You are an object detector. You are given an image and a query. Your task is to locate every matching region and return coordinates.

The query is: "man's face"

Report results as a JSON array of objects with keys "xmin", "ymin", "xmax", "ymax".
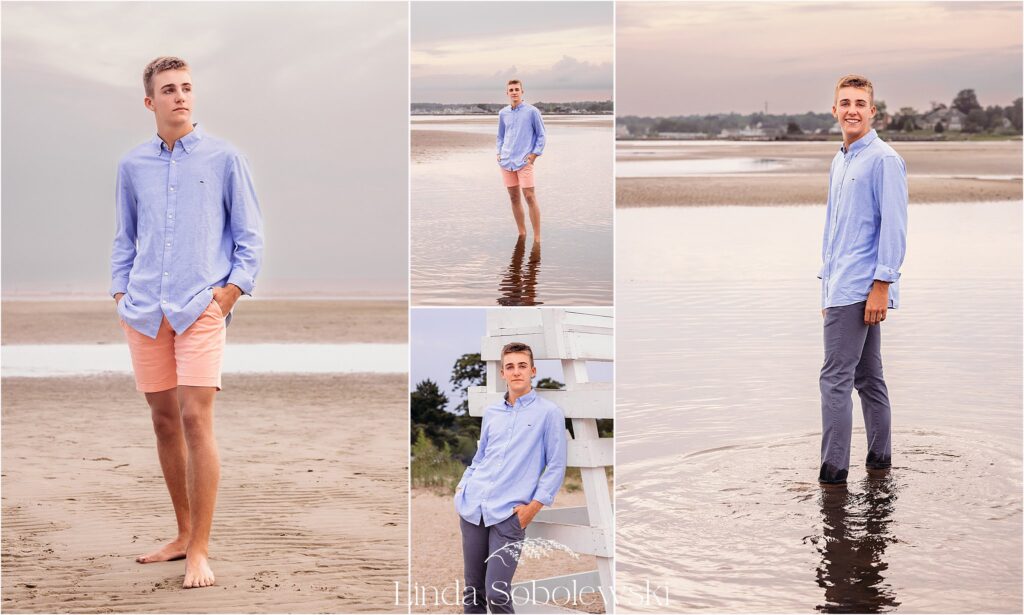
[
  {"xmin": 507, "ymin": 83, "xmax": 523, "ymax": 105},
  {"xmin": 145, "ymin": 69, "xmax": 193, "ymax": 126},
  {"xmin": 501, "ymin": 351, "xmax": 535, "ymax": 396},
  {"xmin": 832, "ymin": 86, "xmax": 875, "ymax": 143}
]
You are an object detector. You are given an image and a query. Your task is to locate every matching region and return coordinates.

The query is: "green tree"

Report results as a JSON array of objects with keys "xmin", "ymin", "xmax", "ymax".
[
  {"xmin": 894, "ymin": 107, "xmax": 920, "ymax": 132},
  {"xmin": 964, "ymin": 108, "xmax": 988, "ymax": 133},
  {"xmin": 410, "ymin": 379, "xmax": 453, "ymax": 446},
  {"xmin": 786, "ymin": 121, "xmax": 803, "ymax": 135},
  {"xmin": 952, "ymin": 89, "xmax": 982, "ymax": 115},
  {"xmin": 1008, "ymin": 98, "xmax": 1023, "ymax": 132},
  {"xmin": 450, "ymin": 353, "xmax": 485, "ymax": 415}
]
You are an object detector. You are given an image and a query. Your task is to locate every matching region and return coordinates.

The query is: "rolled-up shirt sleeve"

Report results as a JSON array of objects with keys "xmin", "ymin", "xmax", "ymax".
[
  {"xmin": 109, "ymin": 161, "xmax": 137, "ymax": 297},
  {"xmin": 224, "ymin": 154, "xmax": 264, "ymax": 295},
  {"xmin": 531, "ymin": 406, "xmax": 567, "ymax": 506},
  {"xmin": 872, "ymin": 155, "xmax": 908, "ymax": 283}
]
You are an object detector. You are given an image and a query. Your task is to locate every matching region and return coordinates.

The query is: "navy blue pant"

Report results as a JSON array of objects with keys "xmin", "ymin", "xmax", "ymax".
[
  {"xmin": 460, "ymin": 512, "xmax": 525, "ymax": 613},
  {"xmin": 819, "ymin": 302, "xmax": 893, "ymax": 483}
]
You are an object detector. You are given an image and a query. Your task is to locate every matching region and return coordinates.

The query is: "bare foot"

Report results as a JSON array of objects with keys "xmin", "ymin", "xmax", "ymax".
[
  {"xmin": 182, "ymin": 551, "xmax": 215, "ymax": 588},
  {"xmin": 136, "ymin": 538, "xmax": 188, "ymax": 564}
]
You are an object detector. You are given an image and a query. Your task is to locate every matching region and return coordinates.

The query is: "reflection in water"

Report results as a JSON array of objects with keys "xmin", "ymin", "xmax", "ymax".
[
  {"xmin": 815, "ymin": 475, "xmax": 900, "ymax": 613},
  {"xmin": 497, "ymin": 237, "xmax": 542, "ymax": 306}
]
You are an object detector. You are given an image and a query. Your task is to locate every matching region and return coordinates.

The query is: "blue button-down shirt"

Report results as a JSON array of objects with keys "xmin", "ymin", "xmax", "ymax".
[
  {"xmin": 497, "ymin": 102, "xmax": 546, "ymax": 171},
  {"xmin": 110, "ymin": 124, "xmax": 264, "ymax": 339},
  {"xmin": 455, "ymin": 388, "xmax": 567, "ymax": 527},
  {"xmin": 819, "ymin": 129, "xmax": 908, "ymax": 309}
]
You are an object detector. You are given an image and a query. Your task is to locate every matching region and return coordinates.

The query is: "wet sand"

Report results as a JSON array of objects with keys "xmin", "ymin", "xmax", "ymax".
[
  {"xmin": 617, "ymin": 140, "xmax": 1023, "ymax": 206},
  {"xmin": 1, "ymin": 300, "xmax": 407, "ymax": 345},
  {"xmin": 410, "ymin": 489, "xmax": 608, "ymax": 614},
  {"xmin": 411, "ymin": 118, "xmax": 614, "ymax": 164},
  {"xmin": 1, "ymin": 373, "xmax": 408, "ymax": 613}
]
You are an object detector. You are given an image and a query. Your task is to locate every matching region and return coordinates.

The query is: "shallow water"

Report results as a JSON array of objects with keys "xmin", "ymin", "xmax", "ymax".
[
  {"xmin": 615, "ymin": 201, "xmax": 1022, "ymax": 612},
  {"xmin": 1, "ymin": 343, "xmax": 408, "ymax": 376},
  {"xmin": 411, "ymin": 116, "xmax": 613, "ymax": 305}
]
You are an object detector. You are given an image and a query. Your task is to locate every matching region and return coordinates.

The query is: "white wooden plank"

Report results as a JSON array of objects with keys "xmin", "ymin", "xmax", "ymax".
[
  {"xmin": 534, "ymin": 506, "xmax": 589, "ymax": 526},
  {"xmin": 525, "ymin": 523, "xmax": 612, "ymax": 557},
  {"xmin": 566, "ymin": 438, "xmax": 613, "ymax": 468},
  {"xmin": 511, "ymin": 571, "xmax": 606, "ymax": 613}
]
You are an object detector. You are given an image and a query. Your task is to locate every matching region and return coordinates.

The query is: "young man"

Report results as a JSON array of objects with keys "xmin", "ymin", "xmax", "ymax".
[
  {"xmin": 110, "ymin": 56, "xmax": 264, "ymax": 588},
  {"xmin": 818, "ymin": 74, "xmax": 908, "ymax": 485},
  {"xmin": 496, "ymin": 80, "xmax": 547, "ymax": 241},
  {"xmin": 454, "ymin": 342, "xmax": 567, "ymax": 613}
]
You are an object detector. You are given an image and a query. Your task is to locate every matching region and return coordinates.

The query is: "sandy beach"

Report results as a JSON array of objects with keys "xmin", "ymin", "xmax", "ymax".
[
  {"xmin": 2, "ymin": 373, "xmax": 408, "ymax": 613},
  {"xmin": 2, "ymin": 300, "xmax": 409, "ymax": 612},
  {"xmin": 616, "ymin": 140, "xmax": 1023, "ymax": 206},
  {"xmin": 1, "ymin": 300, "xmax": 407, "ymax": 345},
  {"xmin": 410, "ymin": 488, "xmax": 609, "ymax": 614}
]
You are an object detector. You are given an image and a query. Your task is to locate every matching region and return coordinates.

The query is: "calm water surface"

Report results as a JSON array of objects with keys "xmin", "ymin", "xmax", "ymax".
[
  {"xmin": 411, "ymin": 116, "xmax": 613, "ymax": 305},
  {"xmin": 616, "ymin": 201, "xmax": 1022, "ymax": 612}
]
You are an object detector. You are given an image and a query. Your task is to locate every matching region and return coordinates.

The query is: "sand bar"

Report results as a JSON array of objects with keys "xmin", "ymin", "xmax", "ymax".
[
  {"xmin": 2, "ymin": 373, "xmax": 408, "ymax": 613},
  {"xmin": 617, "ymin": 140, "xmax": 1022, "ymax": 206}
]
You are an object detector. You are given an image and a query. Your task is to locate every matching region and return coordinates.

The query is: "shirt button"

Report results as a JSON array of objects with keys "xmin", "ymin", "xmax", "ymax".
[
  {"xmin": 161, "ymin": 300, "xmax": 167, "ymax": 304},
  {"xmin": 171, "ymin": 160, "xmax": 176, "ymax": 165},
  {"xmin": 169, "ymin": 187, "xmax": 174, "ymax": 191},
  {"xmin": 163, "ymin": 272, "xmax": 169, "ymax": 276},
  {"xmin": 166, "ymin": 242, "xmax": 171, "ymax": 247}
]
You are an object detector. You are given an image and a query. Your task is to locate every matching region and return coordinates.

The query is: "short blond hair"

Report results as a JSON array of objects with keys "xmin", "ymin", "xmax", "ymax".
[
  {"xmin": 144, "ymin": 56, "xmax": 189, "ymax": 97},
  {"xmin": 834, "ymin": 74, "xmax": 873, "ymax": 104}
]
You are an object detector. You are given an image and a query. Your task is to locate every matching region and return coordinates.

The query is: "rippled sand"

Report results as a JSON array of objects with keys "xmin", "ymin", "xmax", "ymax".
[{"xmin": 2, "ymin": 374, "xmax": 408, "ymax": 613}]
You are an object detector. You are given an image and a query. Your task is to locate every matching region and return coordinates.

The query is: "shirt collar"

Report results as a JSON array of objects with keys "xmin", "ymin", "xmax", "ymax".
[
  {"xmin": 503, "ymin": 388, "xmax": 538, "ymax": 409},
  {"xmin": 151, "ymin": 123, "xmax": 203, "ymax": 155},
  {"xmin": 841, "ymin": 128, "xmax": 877, "ymax": 155}
]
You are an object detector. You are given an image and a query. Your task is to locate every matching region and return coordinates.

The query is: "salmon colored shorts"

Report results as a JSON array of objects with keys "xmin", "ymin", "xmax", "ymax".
[
  {"xmin": 501, "ymin": 162, "xmax": 535, "ymax": 189},
  {"xmin": 120, "ymin": 300, "xmax": 227, "ymax": 392}
]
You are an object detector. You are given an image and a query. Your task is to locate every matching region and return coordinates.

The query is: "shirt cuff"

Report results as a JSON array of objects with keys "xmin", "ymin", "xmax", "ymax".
[
  {"xmin": 873, "ymin": 264, "xmax": 901, "ymax": 283},
  {"xmin": 227, "ymin": 270, "xmax": 256, "ymax": 296},
  {"xmin": 109, "ymin": 279, "xmax": 128, "ymax": 297},
  {"xmin": 532, "ymin": 490, "xmax": 555, "ymax": 507}
]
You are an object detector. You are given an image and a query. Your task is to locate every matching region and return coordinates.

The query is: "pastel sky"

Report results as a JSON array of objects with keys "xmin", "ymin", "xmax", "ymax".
[
  {"xmin": 2, "ymin": 2, "xmax": 408, "ymax": 297},
  {"xmin": 412, "ymin": 1, "xmax": 613, "ymax": 103},
  {"xmin": 617, "ymin": 1, "xmax": 1023, "ymax": 116}
]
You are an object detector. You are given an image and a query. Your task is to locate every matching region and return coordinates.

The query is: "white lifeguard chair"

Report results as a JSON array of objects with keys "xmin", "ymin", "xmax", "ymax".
[{"xmin": 468, "ymin": 308, "xmax": 613, "ymax": 613}]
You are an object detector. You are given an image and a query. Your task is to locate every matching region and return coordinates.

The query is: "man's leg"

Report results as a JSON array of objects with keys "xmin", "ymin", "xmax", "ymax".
[
  {"xmin": 137, "ymin": 387, "xmax": 192, "ymax": 563},
  {"xmin": 178, "ymin": 385, "xmax": 220, "ymax": 588},
  {"xmin": 485, "ymin": 513, "xmax": 526, "ymax": 614},
  {"xmin": 819, "ymin": 302, "xmax": 870, "ymax": 483},
  {"xmin": 524, "ymin": 187, "xmax": 540, "ymax": 242},
  {"xmin": 855, "ymin": 322, "xmax": 892, "ymax": 469},
  {"xmin": 507, "ymin": 186, "xmax": 527, "ymax": 236},
  {"xmin": 460, "ymin": 515, "xmax": 489, "ymax": 614}
]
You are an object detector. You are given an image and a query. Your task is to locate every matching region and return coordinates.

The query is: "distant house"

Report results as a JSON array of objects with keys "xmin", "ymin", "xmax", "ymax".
[
  {"xmin": 656, "ymin": 131, "xmax": 706, "ymax": 139},
  {"xmin": 921, "ymin": 107, "xmax": 965, "ymax": 131},
  {"xmin": 616, "ymin": 123, "xmax": 631, "ymax": 138},
  {"xmin": 828, "ymin": 122, "xmax": 842, "ymax": 135},
  {"xmin": 719, "ymin": 123, "xmax": 783, "ymax": 140}
]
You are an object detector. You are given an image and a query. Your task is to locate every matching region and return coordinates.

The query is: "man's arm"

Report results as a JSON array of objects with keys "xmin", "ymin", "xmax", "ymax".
[
  {"xmin": 110, "ymin": 161, "xmax": 137, "ymax": 302},
  {"xmin": 215, "ymin": 153, "xmax": 264, "ymax": 313},
  {"xmin": 517, "ymin": 406, "xmax": 567, "ymax": 527},
  {"xmin": 496, "ymin": 111, "xmax": 506, "ymax": 162},
  {"xmin": 456, "ymin": 413, "xmax": 490, "ymax": 493},
  {"xmin": 529, "ymin": 108, "xmax": 546, "ymax": 161},
  {"xmin": 866, "ymin": 155, "xmax": 908, "ymax": 325}
]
